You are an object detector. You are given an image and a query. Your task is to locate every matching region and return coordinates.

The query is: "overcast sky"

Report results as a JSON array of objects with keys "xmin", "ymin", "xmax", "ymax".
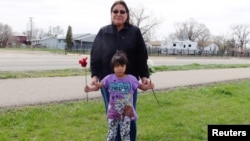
[{"xmin": 1, "ymin": 0, "xmax": 250, "ymax": 40}]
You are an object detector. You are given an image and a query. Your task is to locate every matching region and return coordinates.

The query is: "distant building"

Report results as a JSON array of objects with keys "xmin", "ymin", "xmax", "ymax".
[
  {"xmin": 31, "ymin": 33, "xmax": 96, "ymax": 50},
  {"xmin": 11, "ymin": 33, "xmax": 29, "ymax": 47},
  {"xmin": 146, "ymin": 41, "xmax": 162, "ymax": 54},
  {"xmin": 161, "ymin": 40, "xmax": 200, "ymax": 55},
  {"xmin": 12, "ymin": 33, "xmax": 27, "ymax": 44},
  {"xmin": 203, "ymin": 43, "xmax": 219, "ymax": 54},
  {"xmin": 32, "ymin": 36, "xmax": 60, "ymax": 48},
  {"xmin": 72, "ymin": 33, "xmax": 96, "ymax": 51}
]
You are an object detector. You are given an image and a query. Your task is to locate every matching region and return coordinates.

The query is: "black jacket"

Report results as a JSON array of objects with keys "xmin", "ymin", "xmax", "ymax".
[{"xmin": 90, "ymin": 24, "xmax": 149, "ymax": 80}]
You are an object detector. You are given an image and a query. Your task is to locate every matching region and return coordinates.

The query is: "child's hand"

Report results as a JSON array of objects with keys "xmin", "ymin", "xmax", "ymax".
[{"xmin": 84, "ymin": 85, "xmax": 91, "ymax": 92}]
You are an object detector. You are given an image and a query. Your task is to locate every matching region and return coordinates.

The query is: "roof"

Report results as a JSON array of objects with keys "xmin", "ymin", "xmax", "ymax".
[
  {"xmin": 32, "ymin": 36, "xmax": 57, "ymax": 42},
  {"xmin": 57, "ymin": 33, "xmax": 91, "ymax": 40},
  {"xmin": 31, "ymin": 33, "xmax": 96, "ymax": 42},
  {"xmin": 146, "ymin": 41, "xmax": 162, "ymax": 46},
  {"xmin": 72, "ymin": 33, "xmax": 90, "ymax": 40},
  {"xmin": 12, "ymin": 32, "xmax": 26, "ymax": 37},
  {"xmin": 78, "ymin": 34, "xmax": 96, "ymax": 42}
]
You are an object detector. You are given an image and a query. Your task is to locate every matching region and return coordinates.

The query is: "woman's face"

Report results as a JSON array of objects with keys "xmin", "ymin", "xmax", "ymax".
[{"xmin": 111, "ymin": 4, "xmax": 127, "ymax": 27}]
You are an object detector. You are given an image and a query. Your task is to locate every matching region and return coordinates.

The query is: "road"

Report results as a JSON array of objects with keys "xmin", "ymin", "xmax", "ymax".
[{"xmin": 1, "ymin": 50, "xmax": 250, "ymax": 71}]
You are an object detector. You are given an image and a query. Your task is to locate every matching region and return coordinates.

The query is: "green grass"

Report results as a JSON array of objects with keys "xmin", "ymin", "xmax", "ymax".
[
  {"xmin": 1, "ymin": 80, "xmax": 250, "ymax": 141},
  {"xmin": 153, "ymin": 63, "xmax": 250, "ymax": 71},
  {"xmin": 0, "ymin": 69, "xmax": 88, "ymax": 79}
]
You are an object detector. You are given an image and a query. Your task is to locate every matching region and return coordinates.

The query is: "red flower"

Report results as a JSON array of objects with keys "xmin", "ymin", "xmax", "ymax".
[
  {"xmin": 79, "ymin": 57, "xmax": 88, "ymax": 67},
  {"xmin": 79, "ymin": 57, "xmax": 89, "ymax": 101}
]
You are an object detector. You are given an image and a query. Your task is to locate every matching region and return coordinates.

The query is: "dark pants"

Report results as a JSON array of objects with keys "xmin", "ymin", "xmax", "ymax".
[{"xmin": 101, "ymin": 88, "xmax": 137, "ymax": 141}]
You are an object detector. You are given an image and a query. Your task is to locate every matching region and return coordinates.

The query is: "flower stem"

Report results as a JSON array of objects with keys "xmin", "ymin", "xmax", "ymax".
[
  {"xmin": 150, "ymin": 78, "xmax": 159, "ymax": 106},
  {"xmin": 85, "ymin": 68, "xmax": 88, "ymax": 102}
]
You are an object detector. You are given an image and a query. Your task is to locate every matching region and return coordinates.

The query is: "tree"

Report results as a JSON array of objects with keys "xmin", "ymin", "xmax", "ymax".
[
  {"xmin": 52, "ymin": 26, "xmax": 64, "ymax": 37},
  {"xmin": 31, "ymin": 26, "xmax": 64, "ymax": 39},
  {"xmin": 212, "ymin": 35, "xmax": 225, "ymax": 51},
  {"xmin": 46, "ymin": 26, "xmax": 64, "ymax": 37},
  {"xmin": 174, "ymin": 18, "xmax": 211, "ymax": 49},
  {"xmin": 212, "ymin": 33, "xmax": 236, "ymax": 52},
  {"xmin": 32, "ymin": 28, "xmax": 45, "ymax": 39},
  {"xmin": 65, "ymin": 25, "xmax": 73, "ymax": 49},
  {"xmin": 129, "ymin": 6, "xmax": 164, "ymax": 41},
  {"xmin": 231, "ymin": 24, "xmax": 250, "ymax": 49},
  {"xmin": 0, "ymin": 23, "xmax": 12, "ymax": 47},
  {"xmin": 196, "ymin": 23, "xmax": 211, "ymax": 48},
  {"xmin": 225, "ymin": 38, "xmax": 236, "ymax": 50}
]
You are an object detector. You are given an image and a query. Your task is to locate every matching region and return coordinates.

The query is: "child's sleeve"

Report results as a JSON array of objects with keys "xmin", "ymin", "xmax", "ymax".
[
  {"xmin": 130, "ymin": 75, "xmax": 140, "ymax": 90},
  {"xmin": 100, "ymin": 75, "xmax": 109, "ymax": 89}
]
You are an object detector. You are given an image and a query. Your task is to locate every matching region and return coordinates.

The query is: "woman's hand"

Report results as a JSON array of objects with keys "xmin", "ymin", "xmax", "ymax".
[{"xmin": 91, "ymin": 76, "xmax": 99, "ymax": 85}]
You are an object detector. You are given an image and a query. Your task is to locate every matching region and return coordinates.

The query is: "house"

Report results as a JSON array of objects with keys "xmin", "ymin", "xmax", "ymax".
[
  {"xmin": 11, "ymin": 33, "xmax": 28, "ymax": 47},
  {"xmin": 203, "ymin": 43, "xmax": 219, "ymax": 54},
  {"xmin": 146, "ymin": 41, "xmax": 162, "ymax": 54},
  {"xmin": 71, "ymin": 33, "xmax": 96, "ymax": 51},
  {"xmin": 31, "ymin": 33, "xmax": 96, "ymax": 50},
  {"xmin": 32, "ymin": 36, "xmax": 63, "ymax": 49},
  {"xmin": 162, "ymin": 40, "xmax": 200, "ymax": 55}
]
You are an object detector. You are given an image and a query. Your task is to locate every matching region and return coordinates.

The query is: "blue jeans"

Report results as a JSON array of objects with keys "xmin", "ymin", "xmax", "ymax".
[{"xmin": 101, "ymin": 88, "xmax": 137, "ymax": 141}]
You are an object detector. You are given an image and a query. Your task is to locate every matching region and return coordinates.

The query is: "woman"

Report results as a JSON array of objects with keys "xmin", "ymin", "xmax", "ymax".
[{"xmin": 90, "ymin": 1, "xmax": 149, "ymax": 140}]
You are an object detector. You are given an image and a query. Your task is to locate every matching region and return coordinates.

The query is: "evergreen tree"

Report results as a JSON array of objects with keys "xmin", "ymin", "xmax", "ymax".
[{"xmin": 65, "ymin": 25, "xmax": 73, "ymax": 49}]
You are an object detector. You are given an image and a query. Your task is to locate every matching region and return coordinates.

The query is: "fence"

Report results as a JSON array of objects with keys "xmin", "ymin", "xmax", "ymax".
[
  {"xmin": 147, "ymin": 48, "xmax": 250, "ymax": 58},
  {"xmin": 65, "ymin": 46, "xmax": 250, "ymax": 58}
]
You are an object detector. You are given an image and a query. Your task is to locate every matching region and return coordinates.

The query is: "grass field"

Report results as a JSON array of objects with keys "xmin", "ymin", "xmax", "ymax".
[{"xmin": 0, "ymin": 80, "xmax": 250, "ymax": 141}]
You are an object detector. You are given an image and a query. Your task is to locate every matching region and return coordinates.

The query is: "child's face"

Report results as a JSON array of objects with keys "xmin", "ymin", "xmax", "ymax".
[{"xmin": 113, "ymin": 64, "xmax": 126, "ymax": 77}]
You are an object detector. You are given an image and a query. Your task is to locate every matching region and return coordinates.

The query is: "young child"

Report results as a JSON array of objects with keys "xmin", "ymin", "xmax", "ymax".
[{"xmin": 85, "ymin": 51, "xmax": 154, "ymax": 141}]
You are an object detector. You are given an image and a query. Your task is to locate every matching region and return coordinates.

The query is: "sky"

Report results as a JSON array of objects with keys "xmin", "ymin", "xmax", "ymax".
[{"xmin": 1, "ymin": 0, "xmax": 250, "ymax": 40}]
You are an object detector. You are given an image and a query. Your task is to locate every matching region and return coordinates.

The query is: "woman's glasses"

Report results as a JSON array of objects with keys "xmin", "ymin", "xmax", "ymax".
[{"xmin": 112, "ymin": 10, "xmax": 126, "ymax": 14}]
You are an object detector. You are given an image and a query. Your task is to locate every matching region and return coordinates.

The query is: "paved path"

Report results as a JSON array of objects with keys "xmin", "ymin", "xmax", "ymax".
[{"xmin": 1, "ymin": 68, "xmax": 250, "ymax": 108}]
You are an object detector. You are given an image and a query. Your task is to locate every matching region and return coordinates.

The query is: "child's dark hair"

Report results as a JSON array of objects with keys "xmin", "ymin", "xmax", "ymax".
[{"xmin": 110, "ymin": 50, "xmax": 128, "ymax": 69}]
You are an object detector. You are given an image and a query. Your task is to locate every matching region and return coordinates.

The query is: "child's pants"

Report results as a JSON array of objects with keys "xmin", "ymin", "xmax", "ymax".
[{"xmin": 107, "ymin": 117, "xmax": 131, "ymax": 141}]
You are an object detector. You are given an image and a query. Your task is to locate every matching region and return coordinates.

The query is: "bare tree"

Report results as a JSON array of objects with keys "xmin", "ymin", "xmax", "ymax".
[
  {"xmin": 129, "ymin": 6, "xmax": 164, "ymax": 41},
  {"xmin": 231, "ymin": 24, "xmax": 250, "ymax": 49},
  {"xmin": 212, "ymin": 35, "xmax": 225, "ymax": 51},
  {"xmin": 30, "ymin": 26, "xmax": 64, "ymax": 39},
  {"xmin": 196, "ymin": 23, "xmax": 211, "ymax": 48},
  {"xmin": 226, "ymin": 38, "xmax": 236, "ymax": 50},
  {"xmin": 52, "ymin": 26, "xmax": 64, "ymax": 37},
  {"xmin": 212, "ymin": 33, "xmax": 236, "ymax": 52},
  {"xmin": 174, "ymin": 18, "xmax": 211, "ymax": 49},
  {"xmin": 0, "ymin": 23, "xmax": 12, "ymax": 47},
  {"xmin": 33, "ymin": 28, "xmax": 45, "ymax": 39},
  {"xmin": 46, "ymin": 26, "xmax": 64, "ymax": 37}
]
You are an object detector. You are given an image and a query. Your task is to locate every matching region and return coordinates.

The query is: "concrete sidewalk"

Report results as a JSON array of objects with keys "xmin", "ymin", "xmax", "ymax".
[{"xmin": 1, "ymin": 68, "xmax": 250, "ymax": 108}]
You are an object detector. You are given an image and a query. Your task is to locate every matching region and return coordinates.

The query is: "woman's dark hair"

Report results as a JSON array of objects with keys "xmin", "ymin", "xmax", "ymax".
[
  {"xmin": 110, "ymin": 0, "xmax": 130, "ymax": 26},
  {"xmin": 110, "ymin": 50, "xmax": 128, "ymax": 69}
]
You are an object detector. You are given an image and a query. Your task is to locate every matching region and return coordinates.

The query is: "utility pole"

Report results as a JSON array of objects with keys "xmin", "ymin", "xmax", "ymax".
[{"xmin": 28, "ymin": 17, "xmax": 33, "ymax": 43}]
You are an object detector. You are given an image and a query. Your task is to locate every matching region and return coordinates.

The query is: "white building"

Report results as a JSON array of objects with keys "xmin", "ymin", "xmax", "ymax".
[
  {"xmin": 161, "ymin": 40, "xmax": 200, "ymax": 55},
  {"xmin": 203, "ymin": 43, "xmax": 219, "ymax": 54},
  {"xmin": 32, "ymin": 36, "xmax": 66, "ymax": 49}
]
